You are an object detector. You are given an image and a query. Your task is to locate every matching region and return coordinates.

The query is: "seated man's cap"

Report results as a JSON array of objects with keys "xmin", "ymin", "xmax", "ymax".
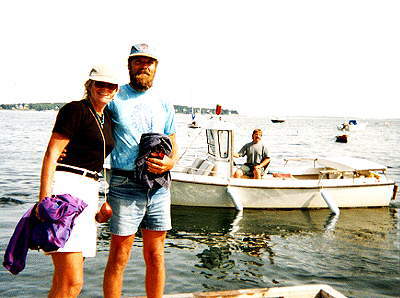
[
  {"xmin": 88, "ymin": 64, "xmax": 120, "ymax": 85},
  {"xmin": 129, "ymin": 43, "xmax": 158, "ymax": 61}
]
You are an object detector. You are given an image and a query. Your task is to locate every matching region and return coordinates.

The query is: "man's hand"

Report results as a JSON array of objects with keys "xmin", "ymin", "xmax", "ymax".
[{"xmin": 146, "ymin": 152, "xmax": 176, "ymax": 175}]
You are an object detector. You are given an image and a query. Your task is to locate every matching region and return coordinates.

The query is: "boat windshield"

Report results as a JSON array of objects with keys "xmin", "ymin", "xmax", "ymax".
[{"xmin": 206, "ymin": 129, "xmax": 229, "ymax": 158}]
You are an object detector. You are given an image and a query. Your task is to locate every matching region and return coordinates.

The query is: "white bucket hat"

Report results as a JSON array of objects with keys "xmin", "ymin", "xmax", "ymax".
[{"xmin": 88, "ymin": 64, "xmax": 120, "ymax": 85}]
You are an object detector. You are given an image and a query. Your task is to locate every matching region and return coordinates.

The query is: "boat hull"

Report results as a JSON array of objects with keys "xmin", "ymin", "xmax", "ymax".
[{"xmin": 171, "ymin": 173, "xmax": 394, "ymax": 209}]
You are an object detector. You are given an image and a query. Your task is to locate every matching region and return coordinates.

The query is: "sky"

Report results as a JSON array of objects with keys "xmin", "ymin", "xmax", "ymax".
[{"xmin": 1, "ymin": 0, "xmax": 399, "ymax": 118}]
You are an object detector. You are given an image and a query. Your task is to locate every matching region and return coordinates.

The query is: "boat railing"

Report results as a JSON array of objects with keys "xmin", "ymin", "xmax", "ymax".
[{"xmin": 284, "ymin": 158, "xmax": 319, "ymax": 168}]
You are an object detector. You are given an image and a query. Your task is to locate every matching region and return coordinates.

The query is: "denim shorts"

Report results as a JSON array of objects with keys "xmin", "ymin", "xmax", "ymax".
[{"xmin": 108, "ymin": 174, "xmax": 171, "ymax": 236}]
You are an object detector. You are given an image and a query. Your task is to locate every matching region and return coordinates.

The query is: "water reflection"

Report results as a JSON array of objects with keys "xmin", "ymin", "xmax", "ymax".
[
  {"xmin": 168, "ymin": 206, "xmax": 398, "ymax": 264},
  {"xmin": 323, "ymin": 213, "xmax": 340, "ymax": 232},
  {"xmin": 95, "ymin": 206, "xmax": 398, "ymax": 293},
  {"xmin": 97, "ymin": 207, "xmax": 397, "ymax": 251}
]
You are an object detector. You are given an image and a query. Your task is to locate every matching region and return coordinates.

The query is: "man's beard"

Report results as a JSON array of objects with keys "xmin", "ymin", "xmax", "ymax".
[{"xmin": 129, "ymin": 71, "xmax": 155, "ymax": 91}]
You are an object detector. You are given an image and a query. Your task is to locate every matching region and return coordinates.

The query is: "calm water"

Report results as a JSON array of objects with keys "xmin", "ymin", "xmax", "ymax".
[{"xmin": 0, "ymin": 110, "xmax": 399, "ymax": 297}]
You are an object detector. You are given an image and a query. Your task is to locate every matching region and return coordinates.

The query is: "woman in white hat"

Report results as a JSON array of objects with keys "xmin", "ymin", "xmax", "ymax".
[{"xmin": 38, "ymin": 65, "xmax": 118, "ymax": 297}]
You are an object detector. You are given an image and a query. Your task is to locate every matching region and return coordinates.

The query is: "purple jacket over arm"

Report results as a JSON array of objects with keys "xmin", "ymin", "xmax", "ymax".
[{"xmin": 3, "ymin": 194, "xmax": 87, "ymax": 275}]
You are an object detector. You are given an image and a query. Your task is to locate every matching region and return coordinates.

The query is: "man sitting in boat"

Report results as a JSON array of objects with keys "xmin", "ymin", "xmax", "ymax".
[{"xmin": 233, "ymin": 129, "xmax": 270, "ymax": 179}]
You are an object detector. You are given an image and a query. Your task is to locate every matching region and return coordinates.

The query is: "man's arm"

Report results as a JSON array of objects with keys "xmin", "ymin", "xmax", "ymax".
[
  {"xmin": 255, "ymin": 157, "xmax": 270, "ymax": 169},
  {"xmin": 146, "ymin": 133, "xmax": 179, "ymax": 175},
  {"xmin": 234, "ymin": 144, "xmax": 247, "ymax": 158}
]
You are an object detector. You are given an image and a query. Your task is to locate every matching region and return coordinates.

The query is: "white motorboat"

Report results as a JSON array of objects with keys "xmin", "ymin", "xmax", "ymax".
[{"xmin": 171, "ymin": 119, "xmax": 397, "ymax": 210}]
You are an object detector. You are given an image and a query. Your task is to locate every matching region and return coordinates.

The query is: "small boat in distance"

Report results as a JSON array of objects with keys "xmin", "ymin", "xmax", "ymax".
[
  {"xmin": 188, "ymin": 120, "xmax": 201, "ymax": 129},
  {"xmin": 337, "ymin": 120, "xmax": 367, "ymax": 131},
  {"xmin": 187, "ymin": 107, "xmax": 201, "ymax": 128},
  {"xmin": 270, "ymin": 118, "xmax": 286, "ymax": 123},
  {"xmin": 335, "ymin": 134, "xmax": 348, "ymax": 143}
]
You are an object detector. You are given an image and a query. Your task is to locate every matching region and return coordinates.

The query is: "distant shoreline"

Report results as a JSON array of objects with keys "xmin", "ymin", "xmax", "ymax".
[{"xmin": 0, "ymin": 103, "xmax": 239, "ymax": 115}]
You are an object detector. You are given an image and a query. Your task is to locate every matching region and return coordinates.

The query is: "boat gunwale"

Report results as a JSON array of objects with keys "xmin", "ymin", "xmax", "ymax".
[{"xmin": 172, "ymin": 177, "xmax": 395, "ymax": 190}]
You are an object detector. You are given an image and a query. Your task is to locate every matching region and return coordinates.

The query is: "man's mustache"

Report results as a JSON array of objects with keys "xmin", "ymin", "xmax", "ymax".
[{"xmin": 136, "ymin": 70, "xmax": 151, "ymax": 76}]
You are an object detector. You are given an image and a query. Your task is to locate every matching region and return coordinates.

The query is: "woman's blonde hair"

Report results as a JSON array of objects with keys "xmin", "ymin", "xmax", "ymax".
[{"xmin": 82, "ymin": 79, "xmax": 94, "ymax": 100}]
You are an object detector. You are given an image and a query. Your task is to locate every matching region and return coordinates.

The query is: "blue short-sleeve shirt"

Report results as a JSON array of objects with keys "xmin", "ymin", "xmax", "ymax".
[{"xmin": 108, "ymin": 84, "xmax": 176, "ymax": 170}]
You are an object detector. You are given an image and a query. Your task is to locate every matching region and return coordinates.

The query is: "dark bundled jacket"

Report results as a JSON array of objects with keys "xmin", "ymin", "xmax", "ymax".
[
  {"xmin": 135, "ymin": 133, "xmax": 173, "ymax": 190},
  {"xmin": 3, "ymin": 194, "xmax": 87, "ymax": 275}
]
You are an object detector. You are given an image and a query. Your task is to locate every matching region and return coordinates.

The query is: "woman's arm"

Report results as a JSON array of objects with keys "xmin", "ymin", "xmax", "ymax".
[{"xmin": 39, "ymin": 132, "xmax": 70, "ymax": 201}]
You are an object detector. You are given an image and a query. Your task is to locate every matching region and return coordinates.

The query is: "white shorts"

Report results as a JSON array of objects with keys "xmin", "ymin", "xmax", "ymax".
[{"xmin": 46, "ymin": 171, "xmax": 100, "ymax": 257}]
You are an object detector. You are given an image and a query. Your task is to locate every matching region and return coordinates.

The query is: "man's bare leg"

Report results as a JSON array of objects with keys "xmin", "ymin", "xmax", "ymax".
[
  {"xmin": 142, "ymin": 230, "xmax": 167, "ymax": 298},
  {"xmin": 103, "ymin": 234, "xmax": 135, "ymax": 298},
  {"xmin": 254, "ymin": 168, "xmax": 262, "ymax": 179}
]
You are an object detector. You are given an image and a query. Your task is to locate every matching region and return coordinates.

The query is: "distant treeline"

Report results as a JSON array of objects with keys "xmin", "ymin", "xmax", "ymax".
[
  {"xmin": 0, "ymin": 103, "xmax": 238, "ymax": 115},
  {"xmin": 0, "ymin": 103, "xmax": 66, "ymax": 111}
]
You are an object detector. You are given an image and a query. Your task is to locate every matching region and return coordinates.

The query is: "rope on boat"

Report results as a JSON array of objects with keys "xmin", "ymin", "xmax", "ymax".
[{"xmin": 177, "ymin": 127, "xmax": 204, "ymax": 162}]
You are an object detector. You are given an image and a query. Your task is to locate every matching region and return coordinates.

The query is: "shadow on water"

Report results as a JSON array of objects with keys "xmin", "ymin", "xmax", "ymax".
[{"xmin": 0, "ymin": 196, "xmax": 26, "ymax": 206}]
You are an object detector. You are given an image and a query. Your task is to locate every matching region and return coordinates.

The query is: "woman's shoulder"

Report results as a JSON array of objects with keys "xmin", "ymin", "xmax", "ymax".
[
  {"xmin": 59, "ymin": 100, "xmax": 87, "ymax": 113},
  {"xmin": 56, "ymin": 100, "xmax": 89, "ymax": 122},
  {"xmin": 63, "ymin": 100, "xmax": 86, "ymax": 108}
]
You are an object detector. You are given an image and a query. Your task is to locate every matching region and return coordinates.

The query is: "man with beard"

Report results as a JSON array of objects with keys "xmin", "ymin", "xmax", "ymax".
[
  {"xmin": 103, "ymin": 43, "xmax": 178, "ymax": 298},
  {"xmin": 233, "ymin": 129, "xmax": 270, "ymax": 179}
]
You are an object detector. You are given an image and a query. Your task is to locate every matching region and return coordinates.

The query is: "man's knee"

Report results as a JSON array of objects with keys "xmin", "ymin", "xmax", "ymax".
[
  {"xmin": 107, "ymin": 235, "xmax": 135, "ymax": 272},
  {"xmin": 233, "ymin": 169, "xmax": 243, "ymax": 178},
  {"xmin": 108, "ymin": 247, "xmax": 132, "ymax": 273},
  {"xmin": 253, "ymin": 168, "xmax": 262, "ymax": 179},
  {"xmin": 69, "ymin": 279, "xmax": 84, "ymax": 296},
  {"xmin": 144, "ymin": 250, "xmax": 165, "ymax": 268},
  {"xmin": 58, "ymin": 276, "xmax": 83, "ymax": 296}
]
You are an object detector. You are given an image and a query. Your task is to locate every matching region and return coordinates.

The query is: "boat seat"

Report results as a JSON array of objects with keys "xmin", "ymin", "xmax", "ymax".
[
  {"xmin": 186, "ymin": 158, "xmax": 205, "ymax": 174},
  {"xmin": 186, "ymin": 158, "xmax": 215, "ymax": 175},
  {"xmin": 196, "ymin": 160, "xmax": 215, "ymax": 176}
]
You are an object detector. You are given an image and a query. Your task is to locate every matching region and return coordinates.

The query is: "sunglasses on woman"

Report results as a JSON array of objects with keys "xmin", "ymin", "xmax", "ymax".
[{"xmin": 94, "ymin": 81, "xmax": 118, "ymax": 90}]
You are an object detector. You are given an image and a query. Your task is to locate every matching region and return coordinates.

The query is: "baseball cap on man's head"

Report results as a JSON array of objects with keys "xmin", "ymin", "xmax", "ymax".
[
  {"xmin": 129, "ymin": 43, "xmax": 158, "ymax": 61},
  {"xmin": 88, "ymin": 64, "xmax": 120, "ymax": 85}
]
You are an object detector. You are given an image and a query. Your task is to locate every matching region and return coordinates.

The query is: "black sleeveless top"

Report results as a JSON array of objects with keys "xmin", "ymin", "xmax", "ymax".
[{"xmin": 52, "ymin": 100, "xmax": 114, "ymax": 172}]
